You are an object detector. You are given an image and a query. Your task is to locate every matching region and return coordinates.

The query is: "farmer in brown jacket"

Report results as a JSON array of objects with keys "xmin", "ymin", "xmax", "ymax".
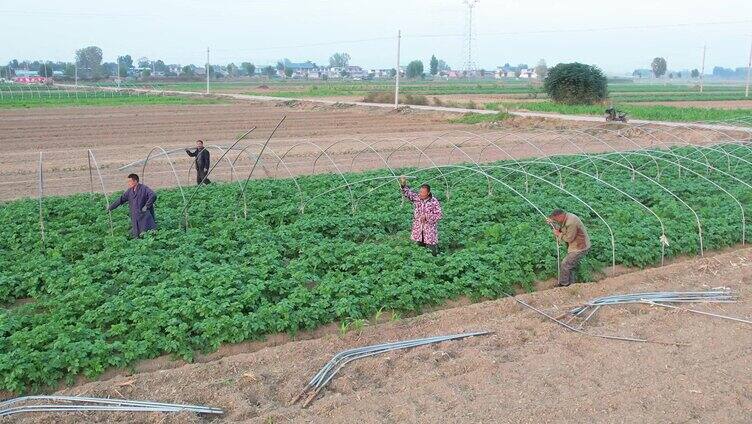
[{"xmin": 547, "ymin": 209, "xmax": 591, "ymax": 287}]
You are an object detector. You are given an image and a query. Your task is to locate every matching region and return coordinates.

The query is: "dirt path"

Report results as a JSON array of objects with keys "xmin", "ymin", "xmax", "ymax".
[{"xmin": 12, "ymin": 246, "xmax": 752, "ymax": 423}]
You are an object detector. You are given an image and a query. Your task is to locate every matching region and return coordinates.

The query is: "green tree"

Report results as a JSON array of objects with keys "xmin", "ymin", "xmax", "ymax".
[
  {"xmin": 154, "ymin": 60, "xmax": 167, "ymax": 73},
  {"xmin": 181, "ymin": 65, "xmax": 195, "ymax": 76},
  {"xmin": 75, "ymin": 46, "xmax": 103, "ymax": 79},
  {"xmin": 389, "ymin": 68, "xmax": 397, "ymax": 78},
  {"xmin": 651, "ymin": 57, "xmax": 667, "ymax": 78},
  {"xmin": 137, "ymin": 57, "xmax": 151, "ymax": 68},
  {"xmin": 285, "ymin": 67, "xmax": 293, "ymax": 78},
  {"xmin": 38, "ymin": 62, "xmax": 53, "ymax": 78},
  {"xmin": 543, "ymin": 62, "xmax": 608, "ymax": 105},
  {"xmin": 329, "ymin": 52, "xmax": 351, "ymax": 68},
  {"xmin": 226, "ymin": 63, "xmax": 239, "ymax": 77},
  {"xmin": 691, "ymin": 69, "xmax": 700, "ymax": 79},
  {"xmin": 437, "ymin": 60, "xmax": 450, "ymax": 71},
  {"xmin": 429, "ymin": 55, "xmax": 439, "ymax": 76},
  {"xmin": 263, "ymin": 66, "xmax": 276, "ymax": 77},
  {"xmin": 63, "ymin": 63, "xmax": 76, "ymax": 78},
  {"xmin": 406, "ymin": 60, "xmax": 424, "ymax": 78},
  {"xmin": 117, "ymin": 55, "xmax": 133, "ymax": 77},
  {"xmin": 241, "ymin": 62, "xmax": 256, "ymax": 76},
  {"xmin": 141, "ymin": 69, "xmax": 151, "ymax": 78}
]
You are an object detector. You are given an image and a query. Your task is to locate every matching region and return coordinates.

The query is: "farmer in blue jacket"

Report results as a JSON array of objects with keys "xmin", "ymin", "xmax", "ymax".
[{"xmin": 108, "ymin": 173, "xmax": 157, "ymax": 238}]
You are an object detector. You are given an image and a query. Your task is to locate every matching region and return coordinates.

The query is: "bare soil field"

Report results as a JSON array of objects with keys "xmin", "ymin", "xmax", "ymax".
[
  {"xmin": 12, "ymin": 246, "xmax": 752, "ymax": 424},
  {"xmin": 1, "ymin": 100, "xmax": 746, "ymax": 202}
]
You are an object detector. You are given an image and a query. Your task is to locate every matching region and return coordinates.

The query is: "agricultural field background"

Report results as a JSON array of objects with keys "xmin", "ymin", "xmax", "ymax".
[
  {"xmin": 2, "ymin": 146, "xmax": 750, "ymax": 393},
  {"xmin": 4, "ymin": 79, "xmax": 748, "ymax": 125},
  {"xmin": 0, "ymin": 83, "xmax": 224, "ymax": 108}
]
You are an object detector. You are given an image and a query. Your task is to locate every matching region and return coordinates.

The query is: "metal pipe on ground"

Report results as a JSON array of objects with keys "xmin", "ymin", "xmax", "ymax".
[
  {"xmin": 0, "ymin": 395, "xmax": 223, "ymax": 418},
  {"xmin": 294, "ymin": 331, "xmax": 492, "ymax": 407}
]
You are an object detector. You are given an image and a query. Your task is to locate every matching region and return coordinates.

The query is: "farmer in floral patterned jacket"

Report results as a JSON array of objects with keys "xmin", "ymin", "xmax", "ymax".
[{"xmin": 399, "ymin": 176, "xmax": 443, "ymax": 255}]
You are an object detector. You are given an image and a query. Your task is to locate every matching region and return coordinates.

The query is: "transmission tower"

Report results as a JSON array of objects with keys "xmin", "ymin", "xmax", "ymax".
[{"xmin": 462, "ymin": 0, "xmax": 479, "ymax": 74}]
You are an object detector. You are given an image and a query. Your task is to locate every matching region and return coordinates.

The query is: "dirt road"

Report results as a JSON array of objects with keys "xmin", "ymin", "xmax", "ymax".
[{"xmin": 10, "ymin": 246, "xmax": 752, "ymax": 423}]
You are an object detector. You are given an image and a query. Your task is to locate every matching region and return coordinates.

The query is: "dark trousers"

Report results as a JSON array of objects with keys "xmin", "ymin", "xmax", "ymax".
[
  {"xmin": 558, "ymin": 249, "xmax": 589, "ymax": 286},
  {"xmin": 196, "ymin": 169, "xmax": 211, "ymax": 185}
]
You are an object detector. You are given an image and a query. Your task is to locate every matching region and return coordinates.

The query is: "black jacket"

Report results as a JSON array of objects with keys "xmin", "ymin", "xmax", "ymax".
[{"xmin": 187, "ymin": 148, "xmax": 210, "ymax": 171}]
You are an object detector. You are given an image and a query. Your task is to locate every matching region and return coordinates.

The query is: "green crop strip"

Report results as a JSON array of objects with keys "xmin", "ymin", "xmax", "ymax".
[
  {"xmin": 487, "ymin": 102, "xmax": 752, "ymax": 124},
  {"xmin": 0, "ymin": 94, "xmax": 225, "ymax": 109},
  {"xmin": 1, "ymin": 146, "xmax": 751, "ymax": 392}
]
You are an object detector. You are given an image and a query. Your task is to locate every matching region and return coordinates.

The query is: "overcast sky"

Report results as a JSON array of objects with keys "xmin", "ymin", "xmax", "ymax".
[{"xmin": 2, "ymin": 0, "xmax": 751, "ymax": 74}]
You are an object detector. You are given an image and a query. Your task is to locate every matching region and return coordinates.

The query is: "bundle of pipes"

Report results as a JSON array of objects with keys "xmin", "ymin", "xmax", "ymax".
[
  {"xmin": 570, "ymin": 290, "xmax": 737, "ymax": 316},
  {"xmin": 567, "ymin": 289, "xmax": 751, "ymax": 328},
  {"xmin": 293, "ymin": 331, "xmax": 492, "ymax": 407},
  {"xmin": 0, "ymin": 395, "xmax": 224, "ymax": 418}
]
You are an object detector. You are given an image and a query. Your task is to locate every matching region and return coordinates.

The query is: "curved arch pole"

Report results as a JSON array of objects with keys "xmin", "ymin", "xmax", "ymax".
[
  {"xmin": 450, "ymin": 132, "xmax": 537, "ymax": 192},
  {"xmin": 279, "ymin": 141, "xmax": 355, "ymax": 213},
  {"xmin": 593, "ymin": 150, "xmax": 738, "ymax": 252},
  {"xmin": 416, "ymin": 133, "xmax": 492, "ymax": 194},
  {"xmin": 701, "ymin": 141, "xmax": 752, "ymax": 175},
  {"xmin": 88, "ymin": 149, "xmax": 114, "ymax": 236},
  {"xmin": 500, "ymin": 128, "xmax": 602, "ymax": 182},
  {"xmin": 140, "ymin": 146, "xmax": 189, "ymax": 227},
  {"xmin": 313, "ymin": 138, "xmax": 399, "ymax": 210},
  {"xmin": 381, "ymin": 138, "xmax": 451, "ymax": 198},
  {"xmin": 180, "ymin": 127, "xmax": 256, "ymax": 225},
  {"xmin": 548, "ymin": 127, "xmax": 650, "ymax": 181},
  {"xmin": 488, "ymin": 129, "xmax": 648, "ymax": 189},
  {"xmin": 479, "ymin": 164, "xmax": 617, "ymax": 272},
  {"xmin": 202, "ymin": 144, "xmax": 248, "ymax": 219},
  {"xmin": 611, "ymin": 149, "xmax": 747, "ymax": 246},
  {"xmin": 538, "ymin": 152, "xmax": 705, "ymax": 255},
  {"xmin": 232, "ymin": 143, "xmax": 305, "ymax": 215},
  {"xmin": 37, "ymin": 152, "xmax": 45, "ymax": 250},
  {"xmin": 485, "ymin": 160, "xmax": 667, "ymax": 265},
  {"xmin": 303, "ymin": 163, "xmax": 563, "ymax": 281},
  {"xmin": 353, "ymin": 138, "xmax": 457, "ymax": 204},
  {"xmin": 492, "ymin": 127, "xmax": 641, "ymax": 183},
  {"xmin": 614, "ymin": 123, "xmax": 719, "ymax": 176}
]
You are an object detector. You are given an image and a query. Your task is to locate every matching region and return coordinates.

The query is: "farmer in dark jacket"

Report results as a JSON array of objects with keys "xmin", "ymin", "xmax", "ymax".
[
  {"xmin": 108, "ymin": 173, "xmax": 157, "ymax": 238},
  {"xmin": 186, "ymin": 140, "xmax": 211, "ymax": 185}
]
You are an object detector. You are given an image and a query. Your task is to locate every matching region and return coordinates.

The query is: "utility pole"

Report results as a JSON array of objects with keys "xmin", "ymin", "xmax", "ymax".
[
  {"xmin": 74, "ymin": 63, "xmax": 78, "ymax": 87},
  {"xmin": 394, "ymin": 30, "xmax": 401, "ymax": 108},
  {"xmin": 745, "ymin": 35, "xmax": 752, "ymax": 98},
  {"xmin": 700, "ymin": 44, "xmax": 706, "ymax": 93},
  {"xmin": 206, "ymin": 47, "xmax": 210, "ymax": 95}
]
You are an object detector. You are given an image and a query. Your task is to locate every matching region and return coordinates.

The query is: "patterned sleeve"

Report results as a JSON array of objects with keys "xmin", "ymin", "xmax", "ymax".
[
  {"xmin": 425, "ymin": 199, "xmax": 443, "ymax": 224},
  {"xmin": 402, "ymin": 185, "xmax": 419, "ymax": 203}
]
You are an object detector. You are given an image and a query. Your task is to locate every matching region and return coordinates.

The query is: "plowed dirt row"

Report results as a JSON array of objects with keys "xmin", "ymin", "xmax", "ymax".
[
  {"xmin": 12, "ymin": 247, "xmax": 752, "ymax": 423},
  {"xmin": 0, "ymin": 101, "xmax": 742, "ymax": 201}
]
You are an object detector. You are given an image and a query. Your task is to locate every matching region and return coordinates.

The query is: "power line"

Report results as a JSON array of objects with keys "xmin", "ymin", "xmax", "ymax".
[
  {"xmin": 212, "ymin": 37, "xmax": 393, "ymax": 53},
  {"xmin": 211, "ymin": 19, "xmax": 752, "ymax": 54},
  {"xmin": 408, "ymin": 19, "xmax": 752, "ymax": 39}
]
